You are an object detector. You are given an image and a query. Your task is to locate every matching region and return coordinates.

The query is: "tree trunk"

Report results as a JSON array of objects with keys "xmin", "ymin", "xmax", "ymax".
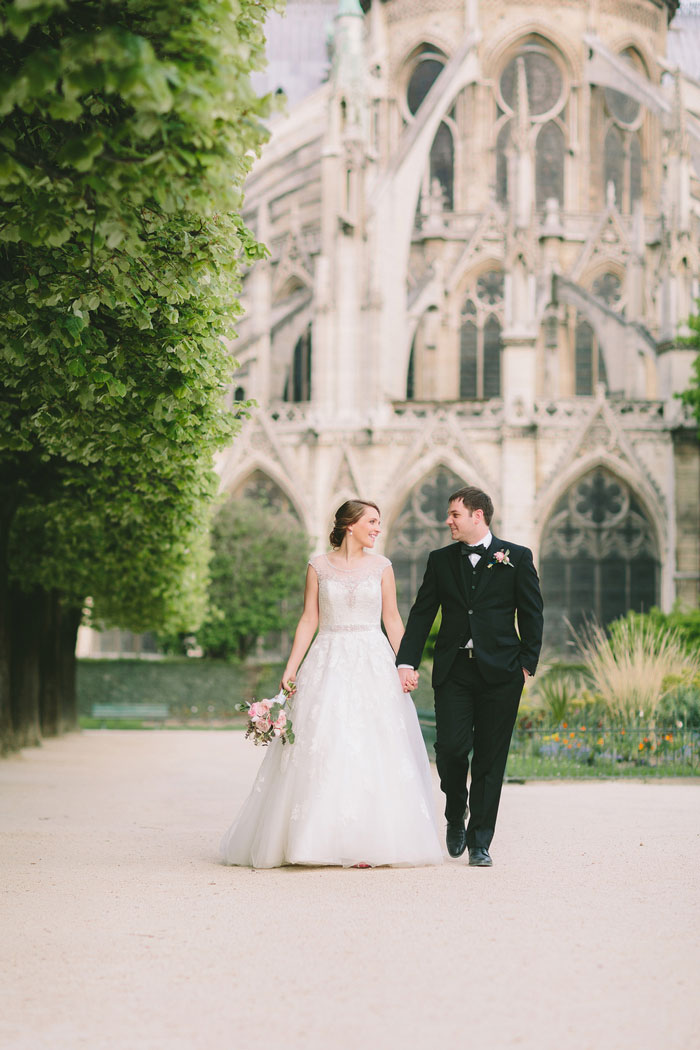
[
  {"xmin": 59, "ymin": 602, "xmax": 83, "ymax": 731},
  {"xmin": 0, "ymin": 505, "xmax": 16, "ymax": 755},
  {"xmin": 39, "ymin": 589, "xmax": 62, "ymax": 737},
  {"xmin": 0, "ymin": 573, "xmax": 14, "ymax": 755},
  {"xmin": 9, "ymin": 584, "xmax": 43, "ymax": 749}
]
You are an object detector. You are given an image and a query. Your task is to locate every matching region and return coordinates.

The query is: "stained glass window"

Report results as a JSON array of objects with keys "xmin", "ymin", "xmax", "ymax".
[
  {"xmin": 386, "ymin": 466, "xmax": 465, "ymax": 615},
  {"xmin": 496, "ymin": 41, "xmax": 567, "ymax": 211},
  {"xmin": 600, "ymin": 49, "xmax": 645, "ymax": 213},
  {"xmin": 476, "ymin": 271, "xmax": 504, "ymax": 305},
  {"xmin": 604, "ymin": 125, "xmax": 624, "ymax": 207},
  {"xmin": 592, "ymin": 272, "xmax": 622, "ymax": 308},
  {"xmin": 483, "ymin": 316, "xmax": 502, "ymax": 399},
  {"xmin": 540, "ymin": 469, "xmax": 658, "ymax": 647},
  {"xmin": 460, "ymin": 320, "xmax": 478, "ymax": 399},
  {"xmin": 459, "ymin": 281, "xmax": 503, "ymax": 400},
  {"xmin": 430, "ymin": 122, "xmax": 454, "ymax": 211},
  {"xmin": 284, "ymin": 324, "xmax": 312, "ymax": 402},
  {"xmin": 406, "ymin": 340, "xmax": 415, "ymax": 400},
  {"xmin": 496, "ymin": 122, "xmax": 510, "ymax": 205},
  {"xmin": 536, "ymin": 121, "xmax": 565, "ymax": 208},
  {"xmin": 407, "ymin": 56, "xmax": 444, "ymax": 115},
  {"xmin": 575, "ymin": 320, "xmax": 594, "ymax": 395},
  {"xmin": 604, "ymin": 86, "xmax": 640, "ymax": 127},
  {"xmin": 630, "ymin": 134, "xmax": 642, "ymax": 205},
  {"xmin": 500, "ymin": 49, "xmax": 563, "ymax": 116}
]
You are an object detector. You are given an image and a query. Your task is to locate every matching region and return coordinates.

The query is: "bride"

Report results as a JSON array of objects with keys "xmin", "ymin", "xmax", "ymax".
[{"xmin": 221, "ymin": 498, "xmax": 443, "ymax": 868}]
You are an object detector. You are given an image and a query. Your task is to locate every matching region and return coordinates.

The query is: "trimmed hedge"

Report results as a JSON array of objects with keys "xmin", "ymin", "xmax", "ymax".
[{"xmin": 77, "ymin": 659, "xmax": 286, "ymax": 721}]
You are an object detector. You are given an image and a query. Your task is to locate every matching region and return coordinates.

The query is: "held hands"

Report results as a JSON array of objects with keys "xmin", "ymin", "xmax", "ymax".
[{"xmin": 398, "ymin": 667, "xmax": 419, "ymax": 693}]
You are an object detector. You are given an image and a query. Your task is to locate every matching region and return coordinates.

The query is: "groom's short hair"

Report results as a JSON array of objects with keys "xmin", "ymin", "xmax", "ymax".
[{"xmin": 448, "ymin": 486, "xmax": 494, "ymax": 525}]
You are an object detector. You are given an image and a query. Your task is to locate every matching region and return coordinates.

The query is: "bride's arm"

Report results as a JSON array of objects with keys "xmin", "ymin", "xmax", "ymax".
[
  {"xmin": 280, "ymin": 564, "xmax": 319, "ymax": 690},
  {"xmin": 380, "ymin": 565, "xmax": 406, "ymax": 656}
]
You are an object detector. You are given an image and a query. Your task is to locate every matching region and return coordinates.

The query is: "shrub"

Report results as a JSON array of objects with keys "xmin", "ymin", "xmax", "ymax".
[{"xmin": 573, "ymin": 615, "xmax": 700, "ymax": 725}]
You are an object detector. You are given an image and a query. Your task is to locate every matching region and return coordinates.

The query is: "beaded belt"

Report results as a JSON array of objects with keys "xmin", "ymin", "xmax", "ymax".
[{"xmin": 319, "ymin": 624, "xmax": 380, "ymax": 633}]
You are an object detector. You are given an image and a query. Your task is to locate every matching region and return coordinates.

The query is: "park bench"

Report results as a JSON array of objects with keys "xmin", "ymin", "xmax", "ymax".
[{"xmin": 90, "ymin": 703, "xmax": 170, "ymax": 721}]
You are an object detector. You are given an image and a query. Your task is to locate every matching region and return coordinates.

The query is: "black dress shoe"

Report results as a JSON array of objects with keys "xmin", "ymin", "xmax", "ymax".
[
  {"xmin": 468, "ymin": 846, "xmax": 493, "ymax": 867},
  {"xmin": 446, "ymin": 823, "xmax": 468, "ymax": 858}
]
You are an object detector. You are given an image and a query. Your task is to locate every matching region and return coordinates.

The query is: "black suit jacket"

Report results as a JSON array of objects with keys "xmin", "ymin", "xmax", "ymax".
[{"xmin": 396, "ymin": 537, "xmax": 544, "ymax": 687}]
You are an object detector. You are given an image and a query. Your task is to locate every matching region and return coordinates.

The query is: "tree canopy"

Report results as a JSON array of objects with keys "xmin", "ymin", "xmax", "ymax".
[
  {"xmin": 680, "ymin": 310, "xmax": 700, "ymax": 437},
  {"xmin": 0, "ymin": 0, "xmax": 281, "ymax": 749},
  {"xmin": 198, "ymin": 498, "xmax": 310, "ymax": 662}
]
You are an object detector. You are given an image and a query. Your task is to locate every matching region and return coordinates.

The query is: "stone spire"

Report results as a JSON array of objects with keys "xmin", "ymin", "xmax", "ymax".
[{"xmin": 331, "ymin": 0, "xmax": 367, "ymax": 141}]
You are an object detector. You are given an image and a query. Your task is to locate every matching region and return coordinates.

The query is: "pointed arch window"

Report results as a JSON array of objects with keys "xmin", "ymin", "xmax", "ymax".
[
  {"xmin": 430, "ymin": 122, "xmax": 454, "ymax": 211},
  {"xmin": 406, "ymin": 339, "xmax": 416, "ymax": 400},
  {"xmin": 234, "ymin": 469, "xmax": 300, "ymax": 521},
  {"xmin": 494, "ymin": 38, "xmax": 569, "ymax": 212},
  {"xmin": 459, "ymin": 276, "xmax": 503, "ymax": 400},
  {"xmin": 600, "ymin": 49, "xmax": 646, "ymax": 212},
  {"xmin": 459, "ymin": 313, "xmax": 478, "ymax": 399},
  {"xmin": 574, "ymin": 314, "xmax": 607, "ymax": 396},
  {"xmin": 386, "ymin": 466, "xmax": 464, "ymax": 615},
  {"xmin": 284, "ymin": 324, "xmax": 312, "ymax": 403},
  {"xmin": 540, "ymin": 469, "xmax": 659, "ymax": 648},
  {"xmin": 407, "ymin": 52, "xmax": 445, "ymax": 115},
  {"xmin": 405, "ymin": 47, "xmax": 455, "ymax": 221},
  {"xmin": 483, "ymin": 316, "xmax": 502, "ymax": 398}
]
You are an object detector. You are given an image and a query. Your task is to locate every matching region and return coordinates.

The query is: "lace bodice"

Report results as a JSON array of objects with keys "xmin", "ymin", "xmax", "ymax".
[{"xmin": 309, "ymin": 554, "xmax": 391, "ymax": 631}]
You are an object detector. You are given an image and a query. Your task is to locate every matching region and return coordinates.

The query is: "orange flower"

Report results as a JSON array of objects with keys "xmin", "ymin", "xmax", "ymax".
[
  {"xmin": 562, "ymin": 722, "xmax": 568, "ymax": 729},
  {"xmin": 580, "ymin": 725, "xmax": 586, "ymax": 732}
]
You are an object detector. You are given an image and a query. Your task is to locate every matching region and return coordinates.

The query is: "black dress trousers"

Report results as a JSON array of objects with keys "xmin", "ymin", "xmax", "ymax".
[{"xmin": 433, "ymin": 552, "xmax": 524, "ymax": 848}]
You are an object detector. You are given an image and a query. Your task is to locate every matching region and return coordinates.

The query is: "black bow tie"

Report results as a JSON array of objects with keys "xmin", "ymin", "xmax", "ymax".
[{"xmin": 461, "ymin": 543, "xmax": 486, "ymax": 556}]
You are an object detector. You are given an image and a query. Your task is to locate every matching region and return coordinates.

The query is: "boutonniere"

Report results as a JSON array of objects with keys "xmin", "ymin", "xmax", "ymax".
[{"xmin": 487, "ymin": 548, "xmax": 513, "ymax": 569}]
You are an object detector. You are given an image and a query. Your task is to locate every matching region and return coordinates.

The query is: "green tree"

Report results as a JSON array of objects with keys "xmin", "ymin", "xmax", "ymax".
[
  {"xmin": 679, "ymin": 306, "xmax": 700, "ymax": 434},
  {"xmin": 198, "ymin": 498, "xmax": 310, "ymax": 662},
  {"xmin": 0, "ymin": 0, "xmax": 280, "ymax": 752}
]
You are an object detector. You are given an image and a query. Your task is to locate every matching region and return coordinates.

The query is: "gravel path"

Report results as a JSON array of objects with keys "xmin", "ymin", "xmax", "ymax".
[{"xmin": 1, "ymin": 730, "xmax": 699, "ymax": 1050}]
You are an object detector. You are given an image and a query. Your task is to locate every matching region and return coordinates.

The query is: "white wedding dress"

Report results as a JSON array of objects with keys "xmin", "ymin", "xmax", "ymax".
[{"xmin": 221, "ymin": 554, "xmax": 443, "ymax": 868}]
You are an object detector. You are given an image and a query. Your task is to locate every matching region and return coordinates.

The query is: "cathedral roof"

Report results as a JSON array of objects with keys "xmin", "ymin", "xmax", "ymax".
[{"xmin": 359, "ymin": 0, "xmax": 680, "ymax": 19}]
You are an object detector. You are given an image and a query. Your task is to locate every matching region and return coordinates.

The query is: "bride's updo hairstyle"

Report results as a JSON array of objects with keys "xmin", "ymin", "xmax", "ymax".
[{"xmin": 329, "ymin": 499, "xmax": 380, "ymax": 549}]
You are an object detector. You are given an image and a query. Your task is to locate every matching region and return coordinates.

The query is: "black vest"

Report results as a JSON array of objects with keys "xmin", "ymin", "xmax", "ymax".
[{"xmin": 459, "ymin": 548, "xmax": 488, "ymax": 645}]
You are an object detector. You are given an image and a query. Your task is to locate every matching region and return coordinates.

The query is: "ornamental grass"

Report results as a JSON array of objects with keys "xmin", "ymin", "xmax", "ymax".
[{"xmin": 572, "ymin": 616, "xmax": 700, "ymax": 726}]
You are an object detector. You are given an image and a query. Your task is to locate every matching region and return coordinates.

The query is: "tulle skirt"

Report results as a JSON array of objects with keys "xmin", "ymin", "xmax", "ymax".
[{"xmin": 221, "ymin": 628, "xmax": 443, "ymax": 868}]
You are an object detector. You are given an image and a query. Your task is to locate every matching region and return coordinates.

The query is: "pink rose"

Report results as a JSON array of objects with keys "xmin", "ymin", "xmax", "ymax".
[
  {"xmin": 494, "ymin": 551, "xmax": 505, "ymax": 562},
  {"xmin": 256, "ymin": 717, "xmax": 272, "ymax": 733},
  {"xmin": 249, "ymin": 701, "xmax": 271, "ymax": 721},
  {"xmin": 273, "ymin": 711, "xmax": 287, "ymax": 735}
]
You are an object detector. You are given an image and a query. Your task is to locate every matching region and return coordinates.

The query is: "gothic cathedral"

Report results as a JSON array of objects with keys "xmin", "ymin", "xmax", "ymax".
[{"xmin": 219, "ymin": 0, "xmax": 700, "ymax": 648}]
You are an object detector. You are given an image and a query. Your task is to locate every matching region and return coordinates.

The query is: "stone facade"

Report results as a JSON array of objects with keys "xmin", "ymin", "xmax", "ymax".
[{"xmin": 220, "ymin": 0, "xmax": 699, "ymax": 648}]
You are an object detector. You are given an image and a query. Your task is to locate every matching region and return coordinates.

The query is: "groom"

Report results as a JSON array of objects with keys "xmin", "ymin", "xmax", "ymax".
[{"xmin": 397, "ymin": 486, "xmax": 544, "ymax": 867}]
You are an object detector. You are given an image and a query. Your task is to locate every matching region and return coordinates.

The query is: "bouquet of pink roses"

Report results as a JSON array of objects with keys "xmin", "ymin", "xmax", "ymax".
[{"xmin": 236, "ymin": 685, "xmax": 295, "ymax": 746}]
